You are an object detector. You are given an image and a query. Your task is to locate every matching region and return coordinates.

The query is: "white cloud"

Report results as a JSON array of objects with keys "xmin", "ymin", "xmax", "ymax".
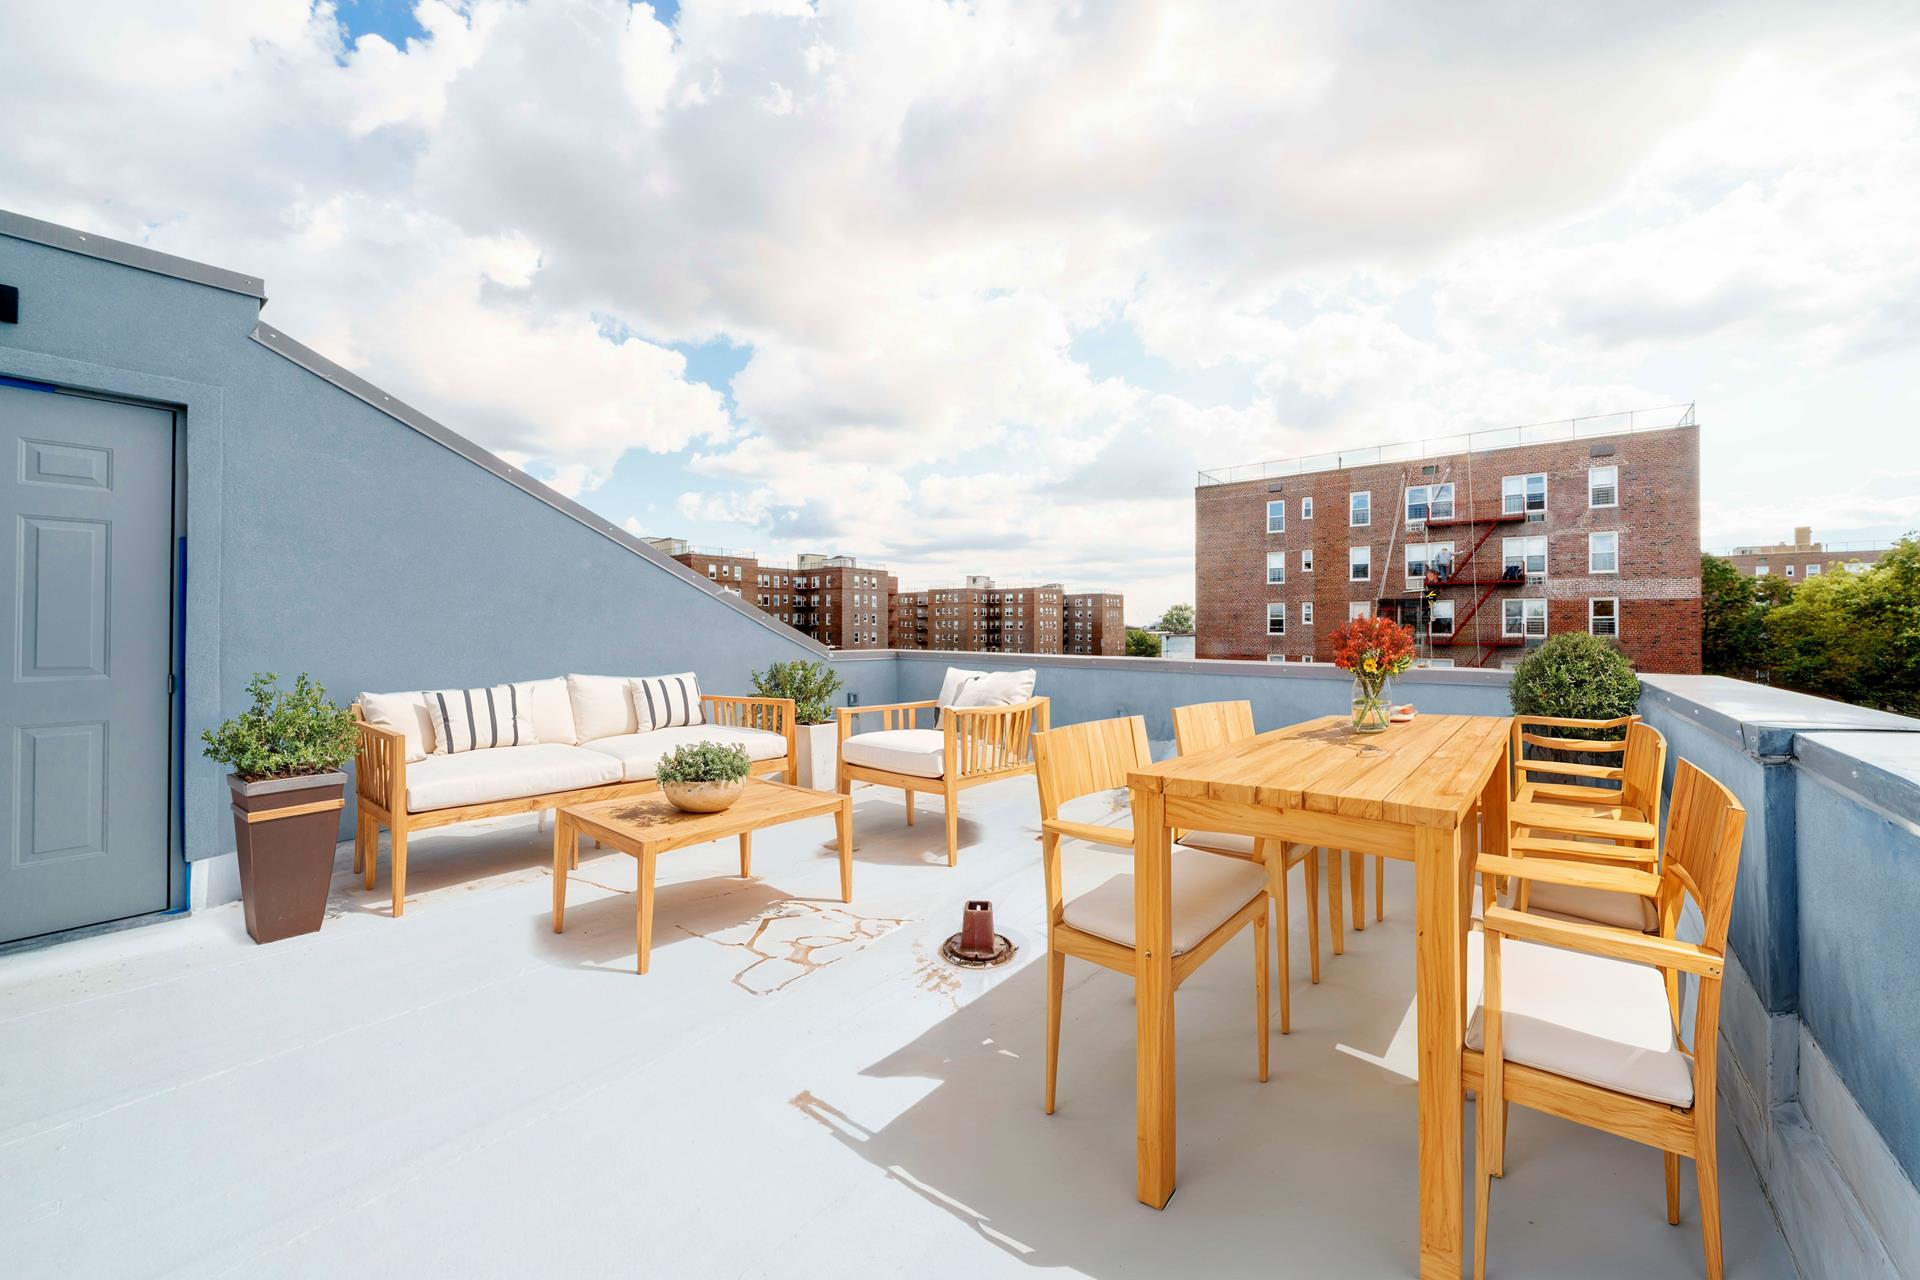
[{"xmin": 1, "ymin": 0, "xmax": 1917, "ymax": 620}]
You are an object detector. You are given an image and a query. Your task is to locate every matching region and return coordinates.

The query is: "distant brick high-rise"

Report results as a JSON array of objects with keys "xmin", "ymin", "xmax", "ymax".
[
  {"xmin": 1193, "ymin": 409, "xmax": 1703, "ymax": 673},
  {"xmin": 1719, "ymin": 527, "xmax": 1889, "ymax": 582},
  {"xmin": 648, "ymin": 541, "xmax": 890, "ymax": 650},
  {"xmin": 1066, "ymin": 592, "xmax": 1126, "ymax": 655}
]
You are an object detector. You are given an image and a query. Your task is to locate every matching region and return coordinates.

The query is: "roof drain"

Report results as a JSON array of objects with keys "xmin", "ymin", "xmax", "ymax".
[{"xmin": 941, "ymin": 899, "xmax": 1016, "ymax": 968}]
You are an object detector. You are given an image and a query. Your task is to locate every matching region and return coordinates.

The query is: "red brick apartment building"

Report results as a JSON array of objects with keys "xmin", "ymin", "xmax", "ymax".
[
  {"xmin": 1718, "ymin": 527, "xmax": 1890, "ymax": 581},
  {"xmin": 890, "ymin": 576, "xmax": 1069, "ymax": 653},
  {"xmin": 1065, "ymin": 592, "xmax": 1126, "ymax": 656},
  {"xmin": 648, "ymin": 541, "xmax": 892, "ymax": 650},
  {"xmin": 1194, "ymin": 409, "xmax": 1703, "ymax": 672}
]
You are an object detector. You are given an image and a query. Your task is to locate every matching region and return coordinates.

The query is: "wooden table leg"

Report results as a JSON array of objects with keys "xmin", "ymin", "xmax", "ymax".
[
  {"xmin": 835, "ymin": 799, "xmax": 853, "ymax": 903},
  {"xmin": 739, "ymin": 831, "xmax": 753, "ymax": 878},
  {"xmin": 1328, "ymin": 849, "xmax": 1345, "ymax": 955},
  {"xmin": 552, "ymin": 812, "xmax": 570, "ymax": 933},
  {"xmin": 1416, "ymin": 822, "xmax": 1467, "ymax": 1278},
  {"xmin": 1350, "ymin": 849, "xmax": 1366, "ymax": 932},
  {"xmin": 636, "ymin": 845, "xmax": 658, "ymax": 975},
  {"xmin": 1132, "ymin": 784, "xmax": 1176, "ymax": 1208}
]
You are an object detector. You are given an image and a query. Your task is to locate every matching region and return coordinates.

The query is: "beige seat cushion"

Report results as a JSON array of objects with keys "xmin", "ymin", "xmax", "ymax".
[
  {"xmin": 1175, "ymin": 829, "xmax": 1315, "ymax": 867},
  {"xmin": 582, "ymin": 726, "xmax": 787, "ymax": 782},
  {"xmin": 406, "ymin": 744, "xmax": 621, "ymax": 813},
  {"xmin": 842, "ymin": 728, "xmax": 946, "ymax": 779},
  {"xmin": 1062, "ymin": 847, "xmax": 1268, "ymax": 956},
  {"xmin": 1472, "ymin": 881, "xmax": 1657, "ymax": 933},
  {"xmin": 1466, "ymin": 936, "xmax": 1694, "ymax": 1107},
  {"xmin": 1057, "ymin": 788, "xmax": 1130, "ymax": 829}
]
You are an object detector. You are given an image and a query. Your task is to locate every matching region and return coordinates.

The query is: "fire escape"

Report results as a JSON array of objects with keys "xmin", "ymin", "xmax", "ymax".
[{"xmin": 1416, "ymin": 498, "xmax": 1529, "ymax": 667}]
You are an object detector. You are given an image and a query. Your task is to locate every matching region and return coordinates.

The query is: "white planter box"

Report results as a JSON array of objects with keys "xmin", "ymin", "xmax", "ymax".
[{"xmin": 792, "ymin": 722, "xmax": 838, "ymax": 792}]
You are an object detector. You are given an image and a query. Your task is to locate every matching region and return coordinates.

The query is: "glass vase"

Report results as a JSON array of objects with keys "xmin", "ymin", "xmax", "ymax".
[{"xmin": 1351, "ymin": 676, "xmax": 1392, "ymax": 734}]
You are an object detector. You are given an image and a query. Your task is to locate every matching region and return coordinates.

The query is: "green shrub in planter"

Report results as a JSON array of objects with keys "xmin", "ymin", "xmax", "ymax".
[
  {"xmin": 655, "ymin": 741, "xmax": 753, "ymax": 785},
  {"xmin": 202, "ymin": 672, "xmax": 359, "ymax": 780},
  {"xmin": 1508, "ymin": 633, "xmax": 1641, "ymax": 726},
  {"xmin": 750, "ymin": 660, "xmax": 844, "ymax": 726}
]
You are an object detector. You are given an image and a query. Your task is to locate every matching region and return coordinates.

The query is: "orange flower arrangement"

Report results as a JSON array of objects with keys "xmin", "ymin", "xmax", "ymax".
[{"xmin": 1329, "ymin": 613, "xmax": 1415, "ymax": 732}]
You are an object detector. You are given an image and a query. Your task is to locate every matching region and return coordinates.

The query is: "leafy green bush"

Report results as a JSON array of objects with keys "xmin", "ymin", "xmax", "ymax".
[
  {"xmin": 750, "ymin": 659, "xmax": 844, "ymax": 725},
  {"xmin": 1126, "ymin": 627, "xmax": 1163, "ymax": 657},
  {"xmin": 655, "ymin": 741, "xmax": 753, "ymax": 785},
  {"xmin": 201, "ymin": 672, "xmax": 359, "ymax": 780},
  {"xmin": 1508, "ymin": 633, "xmax": 1641, "ymax": 722}
]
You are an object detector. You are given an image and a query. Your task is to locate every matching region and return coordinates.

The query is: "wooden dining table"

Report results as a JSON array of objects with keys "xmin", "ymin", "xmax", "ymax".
[{"xmin": 1126, "ymin": 712, "xmax": 1511, "ymax": 1279}]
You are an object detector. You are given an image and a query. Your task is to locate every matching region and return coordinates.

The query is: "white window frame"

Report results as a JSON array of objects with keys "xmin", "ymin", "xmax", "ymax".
[
  {"xmin": 1301, "ymin": 601, "xmax": 1314, "ymax": 625},
  {"xmin": 1406, "ymin": 483, "xmax": 1454, "ymax": 523},
  {"xmin": 1589, "ymin": 597, "xmax": 1619, "ymax": 637},
  {"xmin": 1301, "ymin": 496, "xmax": 1314, "ymax": 520},
  {"xmin": 1430, "ymin": 599, "xmax": 1455, "ymax": 636},
  {"xmin": 1785, "ymin": 564, "xmax": 1796, "ymax": 579},
  {"xmin": 1349, "ymin": 490, "xmax": 1371, "ymax": 527},
  {"xmin": 1266, "ymin": 654, "xmax": 1288, "ymax": 663},
  {"xmin": 1503, "ymin": 535, "xmax": 1548, "ymax": 579},
  {"xmin": 1588, "ymin": 465, "xmax": 1618, "ymax": 509},
  {"xmin": 1806, "ymin": 563, "xmax": 1822, "ymax": 577},
  {"xmin": 1588, "ymin": 531, "xmax": 1619, "ymax": 575},
  {"xmin": 1502, "ymin": 473, "xmax": 1547, "ymax": 518},
  {"xmin": 1755, "ymin": 564, "xmax": 1770, "ymax": 576},
  {"xmin": 1349, "ymin": 545, "xmax": 1372, "ymax": 582},
  {"xmin": 1300, "ymin": 549, "xmax": 1314, "ymax": 573},
  {"xmin": 1503, "ymin": 597, "xmax": 1548, "ymax": 638},
  {"xmin": 1267, "ymin": 603, "xmax": 1286, "ymax": 635},
  {"xmin": 1266, "ymin": 552, "xmax": 1287, "ymax": 585},
  {"xmin": 1419, "ymin": 657, "xmax": 1456, "ymax": 669},
  {"xmin": 1348, "ymin": 601, "xmax": 1370, "ymax": 622},
  {"xmin": 1266, "ymin": 499, "xmax": 1285, "ymax": 534},
  {"xmin": 1405, "ymin": 540, "xmax": 1454, "ymax": 587}
]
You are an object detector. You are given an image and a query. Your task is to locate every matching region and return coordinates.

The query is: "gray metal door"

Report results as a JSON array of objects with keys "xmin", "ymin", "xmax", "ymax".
[{"xmin": 1, "ymin": 384, "xmax": 174, "ymax": 944}]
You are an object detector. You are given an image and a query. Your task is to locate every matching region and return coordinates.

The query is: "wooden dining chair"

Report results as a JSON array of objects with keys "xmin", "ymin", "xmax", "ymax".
[
  {"xmin": 1469, "ymin": 758, "xmax": 1747, "ymax": 1279},
  {"xmin": 1032, "ymin": 715, "xmax": 1272, "ymax": 1113},
  {"xmin": 1170, "ymin": 700, "xmax": 1334, "ymax": 1032}
]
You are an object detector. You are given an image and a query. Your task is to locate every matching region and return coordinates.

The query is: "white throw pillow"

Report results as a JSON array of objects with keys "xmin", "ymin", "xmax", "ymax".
[
  {"xmin": 936, "ymin": 667, "xmax": 989, "ymax": 708},
  {"xmin": 567, "ymin": 673, "xmax": 639, "ymax": 743},
  {"xmin": 520, "ymin": 676, "xmax": 579, "ymax": 745},
  {"xmin": 357, "ymin": 690, "xmax": 433, "ymax": 763},
  {"xmin": 424, "ymin": 684, "xmax": 537, "ymax": 755},
  {"xmin": 952, "ymin": 668, "xmax": 1038, "ymax": 709},
  {"xmin": 630, "ymin": 673, "xmax": 706, "ymax": 731}
]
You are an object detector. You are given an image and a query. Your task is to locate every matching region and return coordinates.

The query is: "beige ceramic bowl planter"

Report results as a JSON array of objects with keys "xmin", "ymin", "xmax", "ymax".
[
  {"xmin": 662, "ymin": 777, "xmax": 746, "ymax": 813},
  {"xmin": 656, "ymin": 740, "xmax": 755, "ymax": 814}
]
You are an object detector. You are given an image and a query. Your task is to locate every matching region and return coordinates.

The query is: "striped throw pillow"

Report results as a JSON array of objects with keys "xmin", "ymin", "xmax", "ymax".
[
  {"xmin": 425, "ymin": 684, "xmax": 536, "ymax": 755},
  {"xmin": 630, "ymin": 673, "xmax": 705, "ymax": 731}
]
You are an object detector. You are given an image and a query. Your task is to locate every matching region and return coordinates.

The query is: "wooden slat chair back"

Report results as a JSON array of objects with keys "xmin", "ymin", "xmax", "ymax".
[
  {"xmin": 1471, "ymin": 757, "xmax": 1748, "ymax": 1279},
  {"xmin": 1171, "ymin": 699, "xmax": 1256, "ymax": 756},
  {"xmin": 1505, "ymin": 719, "xmax": 1667, "ymax": 907},
  {"xmin": 1032, "ymin": 716, "xmax": 1271, "ymax": 1112},
  {"xmin": 1510, "ymin": 713, "xmax": 1637, "ymax": 804}
]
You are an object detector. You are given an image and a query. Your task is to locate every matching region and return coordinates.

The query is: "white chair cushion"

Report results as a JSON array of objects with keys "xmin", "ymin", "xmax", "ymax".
[
  {"xmin": 1466, "ymin": 936, "xmax": 1694, "ymax": 1107},
  {"xmin": 1057, "ymin": 788, "xmax": 1130, "ymax": 829},
  {"xmin": 1062, "ymin": 846, "xmax": 1268, "ymax": 957},
  {"xmin": 358, "ymin": 690, "xmax": 434, "ymax": 763},
  {"xmin": 1175, "ymin": 829, "xmax": 1256, "ymax": 856},
  {"xmin": 405, "ymin": 744, "xmax": 621, "ymax": 813},
  {"xmin": 951, "ymin": 668, "xmax": 1037, "ymax": 709},
  {"xmin": 841, "ymin": 728, "xmax": 946, "ymax": 779},
  {"xmin": 582, "ymin": 726, "xmax": 787, "ymax": 782},
  {"xmin": 936, "ymin": 668, "xmax": 989, "ymax": 708},
  {"xmin": 567, "ymin": 673, "xmax": 639, "ymax": 743},
  {"xmin": 1472, "ymin": 881, "xmax": 1658, "ymax": 933},
  {"xmin": 521, "ymin": 676, "xmax": 578, "ymax": 745}
]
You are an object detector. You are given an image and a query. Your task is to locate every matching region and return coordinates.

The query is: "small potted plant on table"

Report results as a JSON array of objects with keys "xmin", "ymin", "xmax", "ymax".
[
  {"xmin": 751, "ymin": 659, "xmax": 845, "ymax": 790},
  {"xmin": 1329, "ymin": 614, "xmax": 1416, "ymax": 733},
  {"xmin": 658, "ymin": 741, "xmax": 754, "ymax": 813},
  {"xmin": 202, "ymin": 673, "xmax": 359, "ymax": 943}
]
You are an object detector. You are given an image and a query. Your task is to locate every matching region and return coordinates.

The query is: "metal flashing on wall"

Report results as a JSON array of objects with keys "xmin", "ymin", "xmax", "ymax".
[{"xmin": 0, "ymin": 208, "xmax": 267, "ymax": 301}]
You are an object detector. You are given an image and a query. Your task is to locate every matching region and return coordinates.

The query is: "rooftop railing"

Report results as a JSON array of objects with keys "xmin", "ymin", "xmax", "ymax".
[{"xmin": 1196, "ymin": 402, "xmax": 1698, "ymax": 487}]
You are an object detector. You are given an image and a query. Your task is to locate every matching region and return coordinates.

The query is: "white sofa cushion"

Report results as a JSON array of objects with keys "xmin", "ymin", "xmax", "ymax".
[
  {"xmin": 841, "ymin": 728, "xmax": 946, "ymax": 779},
  {"xmin": 567, "ymin": 673, "xmax": 639, "ymax": 743},
  {"xmin": 935, "ymin": 667, "xmax": 988, "ymax": 708},
  {"xmin": 424, "ymin": 684, "xmax": 536, "ymax": 755},
  {"xmin": 1062, "ymin": 846, "xmax": 1267, "ymax": 956},
  {"xmin": 522, "ymin": 676, "xmax": 578, "ymax": 745},
  {"xmin": 405, "ymin": 744, "xmax": 621, "ymax": 813},
  {"xmin": 630, "ymin": 673, "xmax": 705, "ymax": 731},
  {"xmin": 1466, "ymin": 936, "xmax": 1693, "ymax": 1107},
  {"xmin": 583, "ymin": 725, "xmax": 787, "ymax": 783},
  {"xmin": 359, "ymin": 690, "xmax": 434, "ymax": 763},
  {"xmin": 952, "ymin": 668, "xmax": 1037, "ymax": 709}
]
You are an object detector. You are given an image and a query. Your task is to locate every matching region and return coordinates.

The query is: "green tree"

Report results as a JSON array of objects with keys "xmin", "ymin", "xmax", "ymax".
[
  {"xmin": 1155, "ymin": 603, "xmax": 1195, "ymax": 634},
  {"xmin": 1700, "ymin": 554, "xmax": 1763, "ymax": 677},
  {"xmin": 1126, "ymin": 627, "xmax": 1164, "ymax": 657},
  {"xmin": 1763, "ymin": 537, "xmax": 1920, "ymax": 714},
  {"xmin": 1508, "ymin": 633, "xmax": 1641, "ymax": 722}
]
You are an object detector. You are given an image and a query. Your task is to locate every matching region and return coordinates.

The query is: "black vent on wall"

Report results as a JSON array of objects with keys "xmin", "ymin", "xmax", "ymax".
[
  {"xmin": 1590, "ymin": 442, "xmax": 1617, "ymax": 457},
  {"xmin": 0, "ymin": 284, "xmax": 17, "ymax": 325}
]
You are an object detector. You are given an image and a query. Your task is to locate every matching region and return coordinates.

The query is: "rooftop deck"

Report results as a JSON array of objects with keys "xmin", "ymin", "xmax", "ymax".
[{"xmin": 1, "ymin": 773, "xmax": 1796, "ymax": 1278}]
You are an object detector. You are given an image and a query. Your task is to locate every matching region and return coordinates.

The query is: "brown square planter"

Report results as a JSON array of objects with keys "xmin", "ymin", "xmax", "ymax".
[{"xmin": 229, "ymin": 772, "xmax": 346, "ymax": 944}]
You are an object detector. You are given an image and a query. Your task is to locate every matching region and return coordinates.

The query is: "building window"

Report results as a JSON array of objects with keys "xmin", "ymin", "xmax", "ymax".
[
  {"xmin": 1301, "ymin": 549, "xmax": 1314, "ymax": 572},
  {"xmin": 1502, "ymin": 535, "xmax": 1547, "ymax": 578},
  {"xmin": 1301, "ymin": 497, "xmax": 1314, "ymax": 520},
  {"xmin": 1405, "ymin": 541, "xmax": 1454, "ymax": 586},
  {"xmin": 1406, "ymin": 484, "xmax": 1454, "ymax": 523},
  {"xmin": 1349, "ymin": 545, "xmax": 1371, "ymax": 581},
  {"xmin": 1267, "ymin": 552, "xmax": 1287, "ymax": 585},
  {"xmin": 1588, "ymin": 531, "xmax": 1619, "ymax": 574},
  {"xmin": 1589, "ymin": 466, "xmax": 1618, "ymax": 508},
  {"xmin": 1590, "ymin": 597, "xmax": 1619, "ymax": 637},
  {"xmin": 1348, "ymin": 601, "xmax": 1371, "ymax": 621},
  {"xmin": 1266, "ymin": 654, "xmax": 1288, "ymax": 663},
  {"xmin": 1755, "ymin": 564, "xmax": 1770, "ymax": 576},
  {"xmin": 1267, "ymin": 499, "xmax": 1286, "ymax": 533},
  {"xmin": 706, "ymin": 565, "xmax": 717, "ymax": 578},
  {"xmin": 1503, "ymin": 598, "xmax": 1548, "ymax": 638},
  {"xmin": 1807, "ymin": 564, "xmax": 1822, "ymax": 577},
  {"xmin": 1785, "ymin": 564, "xmax": 1796, "ymax": 579},
  {"xmin": 1430, "ymin": 599, "xmax": 1455, "ymax": 636},
  {"xmin": 1502, "ymin": 473, "xmax": 1547, "ymax": 518},
  {"xmin": 1301, "ymin": 601, "xmax": 1314, "ymax": 625},
  {"xmin": 1267, "ymin": 603, "xmax": 1286, "ymax": 635},
  {"xmin": 1349, "ymin": 491, "xmax": 1371, "ymax": 527}
]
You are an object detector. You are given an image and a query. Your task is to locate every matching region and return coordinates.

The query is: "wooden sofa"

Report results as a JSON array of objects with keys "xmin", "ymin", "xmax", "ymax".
[{"xmin": 353, "ymin": 684, "xmax": 794, "ymax": 917}]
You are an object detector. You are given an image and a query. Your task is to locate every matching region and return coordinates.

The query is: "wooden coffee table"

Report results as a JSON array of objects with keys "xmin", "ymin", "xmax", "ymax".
[{"xmin": 551, "ymin": 779, "xmax": 853, "ymax": 974}]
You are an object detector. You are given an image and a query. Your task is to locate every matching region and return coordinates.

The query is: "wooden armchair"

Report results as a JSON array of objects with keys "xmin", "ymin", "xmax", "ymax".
[
  {"xmin": 1468, "ymin": 758, "xmax": 1747, "ymax": 1279},
  {"xmin": 1032, "ymin": 716, "xmax": 1270, "ymax": 1113},
  {"xmin": 1170, "ymin": 700, "xmax": 1328, "ymax": 1032},
  {"xmin": 835, "ymin": 695, "xmax": 1050, "ymax": 866}
]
